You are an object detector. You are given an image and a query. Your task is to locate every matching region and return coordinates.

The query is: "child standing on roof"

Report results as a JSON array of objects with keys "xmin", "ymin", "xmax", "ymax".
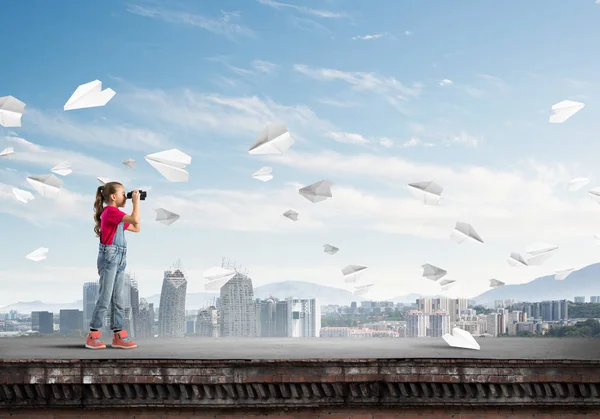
[{"xmin": 85, "ymin": 182, "xmax": 141, "ymax": 350}]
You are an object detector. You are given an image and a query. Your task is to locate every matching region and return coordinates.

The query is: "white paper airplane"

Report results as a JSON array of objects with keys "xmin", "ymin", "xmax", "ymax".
[
  {"xmin": 422, "ymin": 263, "xmax": 447, "ymax": 281},
  {"xmin": 588, "ymin": 188, "xmax": 600, "ymax": 204},
  {"xmin": 248, "ymin": 122, "xmax": 294, "ymax": 155},
  {"xmin": 323, "ymin": 244, "xmax": 339, "ymax": 255},
  {"xmin": 522, "ymin": 242, "xmax": 558, "ymax": 266},
  {"xmin": 0, "ymin": 147, "xmax": 15, "ymax": 157},
  {"xmin": 26, "ymin": 247, "xmax": 48, "ymax": 262},
  {"xmin": 203, "ymin": 266, "xmax": 236, "ymax": 282},
  {"xmin": 507, "ymin": 252, "xmax": 529, "ymax": 267},
  {"xmin": 568, "ymin": 177, "xmax": 590, "ymax": 191},
  {"xmin": 26, "ymin": 174, "xmax": 62, "ymax": 197},
  {"xmin": 64, "ymin": 80, "xmax": 115, "ymax": 111},
  {"xmin": 450, "ymin": 222, "xmax": 484, "ymax": 244},
  {"xmin": 0, "ymin": 96, "xmax": 26, "ymax": 127},
  {"xmin": 299, "ymin": 180, "xmax": 333, "ymax": 203},
  {"xmin": 145, "ymin": 148, "xmax": 191, "ymax": 182},
  {"xmin": 97, "ymin": 177, "xmax": 114, "ymax": 185},
  {"xmin": 442, "ymin": 327, "xmax": 480, "ymax": 350},
  {"xmin": 549, "ymin": 100, "xmax": 584, "ymax": 123},
  {"xmin": 204, "ymin": 276, "xmax": 234, "ymax": 291},
  {"xmin": 489, "ymin": 278, "xmax": 505, "ymax": 288},
  {"xmin": 252, "ymin": 166, "xmax": 273, "ymax": 182},
  {"xmin": 123, "ymin": 159, "xmax": 136, "ymax": 169},
  {"xmin": 555, "ymin": 267, "xmax": 574, "ymax": 281},
  {"xmin": 11, "ymin": 187, "xmax": 35, "ymax": 203},
  {"xmin": 342, "ymin": 265, "xmax": 367, "ymax": 276},
  {"xmin": 439, "ymin": 279, "xmax": 455, "ymax": 287},
  {"xmin": 51, "ymin": 162, "xmax": 72, "ymax": 176},
  {"xmin": 407, "ymin": 181, "xmax": 443, "ymax": 205},
  {"xmin": 155, "ymin": 208, "xmax": 180, "ymax": 225},
  {"xmin": 283, "ymin": 210, "xmax": 299, "ymax": 221}
]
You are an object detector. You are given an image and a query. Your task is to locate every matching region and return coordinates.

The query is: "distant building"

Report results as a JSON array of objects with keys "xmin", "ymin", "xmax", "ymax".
[
  {"xmin": 286, "ymin": 297, "xmax": 320, "ymax": 338},
  {"xmin": 158, "ymin": 261, "xmax": 188, "ymax": 338},
  {"xmin": 220, "ymin": 272, "xmax": 256, "ymax": 337},
  {"xmin": 59, "ymin": 309, "xmax": 83, "ymax": 336}
]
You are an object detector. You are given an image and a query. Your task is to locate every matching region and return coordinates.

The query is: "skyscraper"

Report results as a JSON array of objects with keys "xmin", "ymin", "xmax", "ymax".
[
  {"xmin": 286, "ymin": 297, "xmax": 320, "ymax": 337},
  {"xmin": 158, "ymin": 260, "xmax": 187, "ymax": 338},
  {"xmin": 82, "ymin": 282, "xmax": 99, "ymax": 330},
  {"xmin": 220, "ymin": 272, "xmax": 256, "ymax": 337}
]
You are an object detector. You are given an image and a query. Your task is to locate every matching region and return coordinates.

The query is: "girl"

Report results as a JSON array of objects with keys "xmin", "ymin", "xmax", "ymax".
[{"xmin": 85, "ymin": 182, "xmax": 141, "ymax": 350}]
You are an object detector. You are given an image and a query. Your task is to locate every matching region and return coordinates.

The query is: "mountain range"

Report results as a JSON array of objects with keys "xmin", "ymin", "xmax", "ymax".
[{"xmin": 2, "ymin": 263, "xmax": 599, "ymax": 314}]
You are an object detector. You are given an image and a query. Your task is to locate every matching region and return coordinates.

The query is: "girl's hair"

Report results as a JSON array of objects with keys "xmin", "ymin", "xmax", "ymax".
[{"xmin": 93, "ymin": 182, "xmax": 123, "ymax": 238}]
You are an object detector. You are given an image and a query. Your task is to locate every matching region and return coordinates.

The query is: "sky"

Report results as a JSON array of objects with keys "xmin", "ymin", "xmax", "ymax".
[{"xmin": 1, "ymin": 0, "xmax": 600, "ymax": 307}]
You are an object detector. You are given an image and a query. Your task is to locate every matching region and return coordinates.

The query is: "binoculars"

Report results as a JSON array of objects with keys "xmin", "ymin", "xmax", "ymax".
[{"xmin": 126, "ymin": 190, "xmax": 147, "ymax": 200}]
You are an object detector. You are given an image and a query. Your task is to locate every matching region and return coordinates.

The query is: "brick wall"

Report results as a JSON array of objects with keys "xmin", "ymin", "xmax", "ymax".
[{"xmin": 2, "ymin": 406, "xmax": 600, "ymax": 418}]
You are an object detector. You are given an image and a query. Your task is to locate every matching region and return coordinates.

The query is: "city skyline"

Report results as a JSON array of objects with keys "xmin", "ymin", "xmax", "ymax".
[{"xmin": 2, "ymin": 1, "xmax": 600, "ymax": 306}]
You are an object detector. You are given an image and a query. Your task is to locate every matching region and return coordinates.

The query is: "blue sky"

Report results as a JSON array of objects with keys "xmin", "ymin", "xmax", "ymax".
[{"xmin": 1, "ymin": 0, "xmax": 600, "ymax": 307}]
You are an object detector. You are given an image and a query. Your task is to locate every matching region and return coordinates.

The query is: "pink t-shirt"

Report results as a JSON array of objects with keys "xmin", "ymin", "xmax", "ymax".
[{"xmin": 100, "ymin": 206, "xmax": 130, "ymax": 245}]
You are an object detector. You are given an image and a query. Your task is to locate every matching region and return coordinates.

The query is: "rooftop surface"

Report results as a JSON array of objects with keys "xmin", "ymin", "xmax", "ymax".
[{"xmin": 1, "ymin": 337, "xmax": 599, "ymax": 361}]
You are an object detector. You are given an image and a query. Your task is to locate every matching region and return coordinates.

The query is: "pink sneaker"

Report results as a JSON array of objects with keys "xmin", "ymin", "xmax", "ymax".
[
  {"xmin": 85, "ymin": 330, "xmax": 106, "ymax": 349},
  {"xmin": 111, "ymin": 330, "xmax": 137, "ymax": 349}
]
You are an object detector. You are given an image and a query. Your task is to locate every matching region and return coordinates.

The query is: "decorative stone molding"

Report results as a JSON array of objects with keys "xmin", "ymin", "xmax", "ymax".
[{"xmin": 1, "ymin": 359, "xmax": 599, "ymax": 409}]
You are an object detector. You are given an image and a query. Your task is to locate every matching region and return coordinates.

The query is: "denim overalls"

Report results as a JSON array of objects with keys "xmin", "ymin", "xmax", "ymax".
[{"xmin": 90, "ymin": 220, "xmax": 127, "ymax": 331}]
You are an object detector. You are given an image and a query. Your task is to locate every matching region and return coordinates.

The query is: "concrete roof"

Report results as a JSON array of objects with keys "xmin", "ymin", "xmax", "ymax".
[{"xmin": 1, "ymin": 336, "xmax": 599, "ymax": 360}]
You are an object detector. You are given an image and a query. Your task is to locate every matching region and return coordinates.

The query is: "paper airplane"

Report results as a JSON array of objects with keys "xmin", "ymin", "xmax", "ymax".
[
  {"xmin": 439, "ymin": 279, "xmax": 455, "ymax": 286},
  {"xmin": 489, "ymin": 278, "xmax": 505, "ymax": 288},
  {"xmin": 0, "ymin": 147, "xmax": 14, "ymax": 157},
  {"xmin": 442, "ymin": 327, "xmax": 480, "ymax": 350},
  {"xmin": 155, "ymin": 208, "xmax": 180, "ymax": 225},
  {"xmin": 421, "ymin": 263, "xmax": 447, "ymax": 281},
  {"xmin": 407, "ymin": 181, "xmax": 443, "ymax": 205},
  {"xmin": 11, "ymin": 187, "xmax": 35, "ymax": 203},
  {"xmin": 64, "ymin": 80, "xmax": 115, "ymax": 111},
  {"xmin": 342, "ymin": 265, "xmax": 367, "ymax": 276},
  {"xmin": 51, "ymin": 162, "xmax": 72, "ymax": 176},
  {"xmin": 299, "ymin": 180, "xmax": 333, "ymax": 203},
  {"xmin": 26, "ymin": 247, "xmax": 48, "ymax": 262},
  {"xmin": 26, "ymin": 174, "xmax": 62, "ymax": 197},
  {"xmin": 97, "ymin": 177, "xmax": 114, "ymax": 185},
  {"xmin": 204, "ymin": 276, "xmax": 234, "ymax": 291},
  {"xmin": 123, "ymin": 159, "xmax": 136, "ymax": 169},
  {"xmin": 507, "ymin": 252, "xmax": 529, "ymax": 267},
  {"xmin": 450, "ymin": 222, "xmax": 483, "ymax": 244},
  {"xmin": 354, "ymin": 283, "xmax": 373, "ymax": 296},
  {"xmin": 323, "ymin": 244, "xmax": 339, "ymax": 255},
  {"xmin": 145, "ymin": 148, "xmax": 191, "ymax": 182},
  {"xmin": 283, "ymin": 210, "xmax": 299, "ymax": 221},
  {"xmin": 252, "ymin": 166, "xmax": 273, "ymax": 182},
  {"xmin": 0, "ymin": 96, "xmax": 26, "ymax": 127},
  {"xmin": 549, "ymin": 100, "xmax": 584, "ymax": 123},
  {"xmin": 248, "ymin": 122, "xmax": 294, "ymax": 155},
  {"xmin": 203, "ymin": 267, "xmax": 236, "ymax": 282},
  {"xmin": 588, "ymin": 188, "xmax": 600, "ymax": 204},
  {"xmin": 594, "ymin": 234, "xmax": 600, "ymax": 246},
  {"xmin": 568, "ymin": 177, "xmax": 590, "ymax": 191},
  {"xmin": 522, "ymin": 242, "xmax": 558, "ymax": 266},
  {"xmin": 555, "ymin": 268, "xmax": 574, "ymax": 281}
]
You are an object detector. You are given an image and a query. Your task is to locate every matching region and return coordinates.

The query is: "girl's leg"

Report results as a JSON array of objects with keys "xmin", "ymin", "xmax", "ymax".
[
  {"xmin": 110, "ymin": 261, "xmax": 127, "ymax": 332},
  {"xmin": 90, "ymin": 249, "xmax": 120, "ymax": 330}
]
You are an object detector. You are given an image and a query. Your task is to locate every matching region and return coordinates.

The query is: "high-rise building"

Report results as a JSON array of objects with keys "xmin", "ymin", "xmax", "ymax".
[
  {"xmin": 429, "ymin": 311, "xmax": 450, "ymax": 337},
  {"xmin": 275, "ymin": 300, "xmax": 288, "ymax": 337},
  {"xmin": 82, "ymin": 282, "xmax": 99, "ymax": 330},
  {"xmin": 406, "ymin": 310, "xmax": 427, "ymax": 337},
  {"xmin": 158, "ymin": 260, "xmax": 188, "ymax": 338},
  {"xmin": 574, "ymin": 296, "xmax": 585, "ymax": 303},
  {"xmin": 257, "ymin": 298, "xmax": 277, "ymax": 337},
  {"xmin": 220, "ymin": 272, "xmax": 256, "ymax": 337},
  {"xmin": 591, "ymin": 296, "xmax": 600, "ymax": 303},
  {"xmin": 196, "ymin": 306, "xmax": 220, "ymax": 337},
  {"xmin": 129, "ymin": 274, "xmax": 140, "ymax": 338},
  {"xmin": 136, "ymin": 298, "xmax": 154, "ymax": 339},
  {"xmin": 286, "ymin": 297, "xmax": 320, "ymax": 337},
  {"xmin": 59, "ymin": 309, "xmax": 83, "ymax": 336},
  {"xmin": 37, "ymin": 311, "xmax": 53, "ymax": 334}
]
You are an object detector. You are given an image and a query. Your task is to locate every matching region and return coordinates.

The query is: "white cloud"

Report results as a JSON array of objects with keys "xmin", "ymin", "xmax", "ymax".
[
  {"xmin": 439, "ymin": 79, "xmax": 453, "ymax": 86},
  {"xmin": 327, "ymin": 131, "xmax": 369, "ymax": 144},
  {"xmin": 252, "ymin": 60, "xmax": 278, "ymax": 74},
  {"xmin": 22, "ymin": 108, "xmax": 171, "ymax": 152},
  {"xmin": 294, "ymin": 64, "xmax": 423, "ymax": 100},
  {"xmin": 352, "ymin": 33, "xmax": 383, "ymax": 40},
  {"xmin": 379, "ymin": 138, "xmax": 394, "ymax": 148},
  {"xmin": 444, "ymin": 131, "xmax": 481, "ymax": 148},
  {"xmin": 256, "ymin": 0, "xmax": 348, "ymax": 18},
  {"xmin": 316, "ymin": 98, "xmax": 358, "ymax": 108},
  {"xmin": 404, "ymin": 30, "xmax": 413, "ymax": 36},
  {"xmin": 125, "ymin": 4, "xmax": 254, "ymax": 38}
]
